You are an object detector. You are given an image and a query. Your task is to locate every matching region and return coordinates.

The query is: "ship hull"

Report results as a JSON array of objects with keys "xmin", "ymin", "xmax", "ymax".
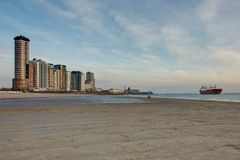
[{"xmin": 200, "ymin": 89, "xmax": 223, "ymax": 95}]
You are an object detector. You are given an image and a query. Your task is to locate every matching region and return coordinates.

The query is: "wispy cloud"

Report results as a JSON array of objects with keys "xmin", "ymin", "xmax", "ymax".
[
  {"xmin": 197, "ymin": 0, "xmax": 224, "ymax": 21},
  {"xmin": 160, "ymin": 25, "xmax": 205, "ymax": 59},
  {"xmin": 35, "ymin": 0, "xmax": 120, "ymax": 40},
  {"xmin": 198, "ymin": 0, "xmax": 240, "ymax": 48},
  {"xmin": 113, "ymin": 14, "xmax": 162, "ymax": 47},
  {"xmin": 33, "ymin": 0, "xmax": 76, "ymax": 19},
  {"xmin": 197, "ymin": 0, "xmax": 240, "ymax": 82},
  {"xmin": 207, "ymin": 48, "xmax": 240, "ymax": 69}
]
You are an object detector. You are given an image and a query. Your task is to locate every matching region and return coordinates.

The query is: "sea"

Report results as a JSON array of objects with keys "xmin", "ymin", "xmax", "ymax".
[
  {"xmin": 0, "ymin": 95, "xmax": 144, "ymax": 107},
  {"xmin": 1, "ymin": 93, "xmax": 240, "ymax": 107},
  {"xmin": 130, "ymin": 93, "xmax": 240, "ymax": 102}
]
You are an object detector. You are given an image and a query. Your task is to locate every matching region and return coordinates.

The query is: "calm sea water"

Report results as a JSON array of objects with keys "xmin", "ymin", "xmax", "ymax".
[
  {"xmin": 131, "ymin": 93, "xmax": 240, "ymax": 102},
  {"xmin": 1, "ymin": 93, "xmax": 240, "ymax": 107},
  {"xmin": 0, "ymin": 95, "xmax": 144, "ymax": 107}
]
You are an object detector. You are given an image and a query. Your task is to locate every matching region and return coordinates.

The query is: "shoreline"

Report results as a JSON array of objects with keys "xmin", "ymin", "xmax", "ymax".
[
  {"xmin": 128, "ymin": 94, "xmax": 240, "ymax": 103},
  {"xmin": 0, "ymin": 92, "xmax": 104, "ymax": 100},
  {"xmin": 150, "ymin": 96, "xmax": 240, "ymax": 103},
  {"xmin": 1, "ymin": 92, "xmax": 240, "ymax": 104}
]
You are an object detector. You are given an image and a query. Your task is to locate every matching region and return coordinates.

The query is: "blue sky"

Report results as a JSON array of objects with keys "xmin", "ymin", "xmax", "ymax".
[{"xmin": 0, "ymin": 0, "xmax": 240, "ymax": 93}]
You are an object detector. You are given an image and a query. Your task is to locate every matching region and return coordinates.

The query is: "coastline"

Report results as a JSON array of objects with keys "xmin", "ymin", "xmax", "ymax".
[
  {"xmin": 128, "ymin": 93, "xmax": 240, "ymax": 103},
  {"xmin": 2, "ymin": 92, "xmax": 240, "ymax": 104},
  {"xmin": 0, "ymin": 92, "xmax": 99, "ymax": 100}
]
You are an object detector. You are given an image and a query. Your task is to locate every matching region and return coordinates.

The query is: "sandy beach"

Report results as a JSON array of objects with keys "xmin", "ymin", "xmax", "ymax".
[
  {"xmin": 0, "ymin": 92, "xmax": 93, "ymax": 100},
  {"xmin": 0, "ymin": 94, "xmax": 240, "ymax": 160}
]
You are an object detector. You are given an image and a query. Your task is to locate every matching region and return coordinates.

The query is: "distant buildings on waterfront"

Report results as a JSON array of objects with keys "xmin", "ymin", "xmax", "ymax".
[
  {"xmin": 10, "ymin": 35, "xmax": 150, "ymax": 94},
  {"xmin": 12, "ymin": 35, "xmax": 96, "ymax": 92}
]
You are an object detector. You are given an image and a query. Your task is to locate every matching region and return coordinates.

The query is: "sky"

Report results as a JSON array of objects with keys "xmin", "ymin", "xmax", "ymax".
[{"xmin": 0, "ymin": 0, "xmax": 240, "ymax": 93}]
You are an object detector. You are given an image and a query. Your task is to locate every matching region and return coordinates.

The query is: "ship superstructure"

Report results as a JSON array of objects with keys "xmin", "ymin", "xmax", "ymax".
[{"xmin": 199, "ymin": 84, "xmax": 223, "ymax": 94}]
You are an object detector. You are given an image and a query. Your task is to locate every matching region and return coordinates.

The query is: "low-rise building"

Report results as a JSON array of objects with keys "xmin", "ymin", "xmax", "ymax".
[{"xmin": 108, "ymin": 88, "xmax": 124, "ymax": 94}]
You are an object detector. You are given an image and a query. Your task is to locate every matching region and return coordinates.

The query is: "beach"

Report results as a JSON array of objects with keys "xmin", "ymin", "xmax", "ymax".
[
  {"xmin": 0, "ymin": 93, "xmax": 240, "ymax": 160},
  {"xmin": 0, "ymin": 92, "xmax": 91, "ymax": 100}
]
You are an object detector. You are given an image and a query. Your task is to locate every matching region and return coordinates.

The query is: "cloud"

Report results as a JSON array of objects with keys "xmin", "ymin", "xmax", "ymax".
[
  {"xmin": 198, "ymin": 0, "xmax": 240, "ymax": 48},
  {"xmin": 160, "ymin": 25, "xmax": 205, "ymax": 58},
  {"xmin": 207, "ymin": 48, "xmax": 240, "ymax": 68},
  {"xmin": 113, "ymin": 14, "xmax": 162, "ymax": 47},
  {"xmin": 33, "ymin": 0, "xmax": 76, "ymax": 19},
  {"xmin": 197, "ymin": 0, "xmax": 224, "ymax": 21},
  {"xmin": 113, "ymin": 13, "xmax": 206, "ymax": 61},
  {"xmin": 196, "ymin": 0, "xmax": 240, "ymax": 84},
  {"xmin": 0, "ymin": 14, "xmax": 29, "ymax": 31},
  {"xmin": 35, "ymin": 0, "xmax": 120, "ymax": 40}
]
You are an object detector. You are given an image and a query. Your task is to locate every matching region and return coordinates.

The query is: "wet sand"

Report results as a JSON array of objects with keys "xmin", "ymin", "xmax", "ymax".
[
  {"xmin": 0, "ymin": 92, "xmax": 91, "ymax": 100},
  {"xmin": 0, "ymin": 95, "xmax": 240, "ymax": 160}
]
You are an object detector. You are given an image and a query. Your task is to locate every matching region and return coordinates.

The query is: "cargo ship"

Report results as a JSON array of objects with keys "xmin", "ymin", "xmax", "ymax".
[{"xmin": 199, "ymin": 85, "xmax": 223, "ymax": 94}]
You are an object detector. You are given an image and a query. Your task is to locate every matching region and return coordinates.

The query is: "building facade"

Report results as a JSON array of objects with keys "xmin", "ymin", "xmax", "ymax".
[
  {"xmin": 85, "ymin": 80, "xmax": 94, "ymax": 92},
  {"xmin": 71, "ymin": 71, "xmax": 80, "ymax": 91},
  {"xmin": 70, "ymin": 71, "xmax": 85, "ymax": 91},
  {"xmin": 54, "ymin": 65, "xmax": 67, "ymax": 90},
  {"xmin": 85, "ymin": 72, "xmax": 95, "ymax": 91},
  {"xmin": 38, "ymin": 60, "xmax": 48, "ymax": 90},
  {"xmin": 66, "ymin": 71, "xmax": 71, "ymax": 91},
  {"xmin": 47, "ymin": 63, "xmax": 54, "ymax": 90},
  {"xmin": 108, "ymin": 88, "xmax": 124, "ymax": 94},
  {"xmin": 28, "ymin": 59, "xmax": 48, "ymax": 91},
  {"xmin": 12, "ymin": 35, "xmax": 30, "ymax": 90},
  {"xmin": 80, "ymin": 73, "xmax": 85, "ymax": 92},
  {"xmin": 28, "ymin": 62, "xmax": 35, "ymax": 90}
]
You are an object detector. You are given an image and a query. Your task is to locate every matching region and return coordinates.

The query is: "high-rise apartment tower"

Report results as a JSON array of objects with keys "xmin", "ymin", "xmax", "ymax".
[
  {"xmin": 47, "ymin": 63, "xmax": 54, "ymax": 90},
  {"xmin": 71, "ymin": 71, "xmax": 85, "ymax": 91},
  {"xmin": 85, "ymin": 72, "xmax": 95, "ymax": 91},
  {"xmin": 54, "ymin": 65, "xmax": 67, "ymax": 90},
  {"xmin": 12, "ymin": 35, "xmax": 30, "ymax": 90},
  {"xmin": 28, "ymin": 58, "xmax": 48, "ymax": 91}
]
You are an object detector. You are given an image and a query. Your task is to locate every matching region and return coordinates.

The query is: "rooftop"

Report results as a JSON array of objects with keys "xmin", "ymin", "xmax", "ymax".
[{"xmin": 14, "ymin": 35, "xmax": 30, "ymax": 42}]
